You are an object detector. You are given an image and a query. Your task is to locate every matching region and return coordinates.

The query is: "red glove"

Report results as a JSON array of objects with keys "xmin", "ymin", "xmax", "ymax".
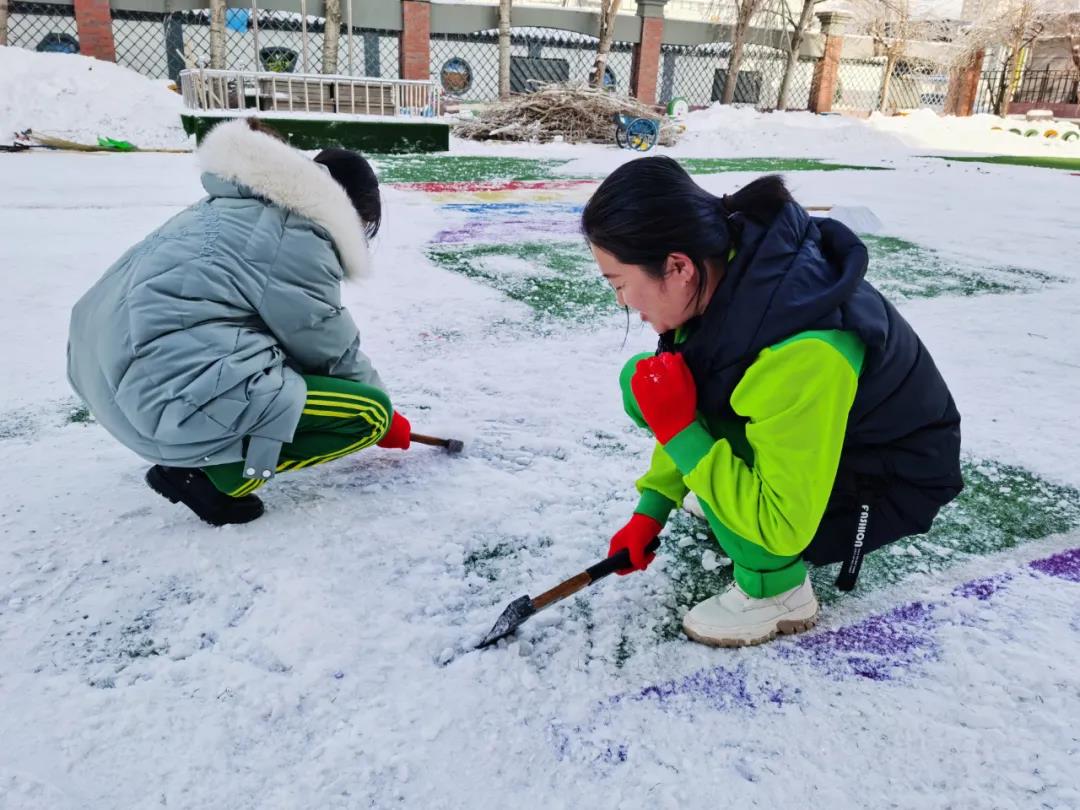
[
  {"xmin": 629, "ymin": 353, "xmax": 698, "ymax": 444},
  {"xmin": 608, "ymin": 513, "xmax": 663, "ymax": 576},
  {"xmin": 377, "ymin": 411, "xmax": 411, "ymax": 450}
]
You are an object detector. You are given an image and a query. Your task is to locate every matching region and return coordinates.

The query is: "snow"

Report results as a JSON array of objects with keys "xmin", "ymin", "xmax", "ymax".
[
  {"xmin": 3, "ymin": 51, "xmax": 1080, "ymax": 808},
  {"xmin": 865, "ymin": 108, "xmax": 1080, "ymax": 157},
  {"xmin": 0, "ymin": 46, "xmax": 189, "ymax": 149}
]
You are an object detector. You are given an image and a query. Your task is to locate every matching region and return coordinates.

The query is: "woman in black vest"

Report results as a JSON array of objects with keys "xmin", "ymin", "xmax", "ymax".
[{"xmin": 582, "ymin": 157, "xmax": 962, "ymax": 647}]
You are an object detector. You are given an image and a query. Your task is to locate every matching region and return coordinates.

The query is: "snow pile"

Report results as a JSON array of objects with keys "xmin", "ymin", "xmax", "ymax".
[
  {"xmin": 671, "ymin": 103, "xmax": 909, "ymax": 159},
  {"xmin": 0, "ymin": 46, "xmax": 189, "ymax": 149},
  {"xmin": 865, "ymin": 109, "xmax": 1080, "ymax": 157}
]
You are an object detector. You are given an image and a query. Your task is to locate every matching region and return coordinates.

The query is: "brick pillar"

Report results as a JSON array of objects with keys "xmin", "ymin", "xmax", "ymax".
[
  {"xmin": 74, "ymin": 0, "xmax": 116, "ymax": 62},
  {"xmin": 808, "ymin": 12, "xmax": 849, "ymax": 114},
  {"xmin": 944, "ymin": 50, "xmax": 984, "ymax": 117},
  {"xmin": 631, "ymin": 0, "xmax": 666, "ymax": 105},
  {"xmin": 399, "ymin": 0, "xmax": 430, "ymax": 81}
]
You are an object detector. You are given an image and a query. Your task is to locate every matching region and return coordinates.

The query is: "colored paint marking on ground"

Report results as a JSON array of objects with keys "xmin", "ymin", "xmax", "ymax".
[
  {"xmin": 677, "ymin": 157, "xmax": 890, "ymax": 174},
  {"xmin": 928, "ymin": 154, "xmax": 1080, "ymax": 172},
  {"xmin": 864, "ymin": 235, "xmax": 1056, "ymax": 298},
  {"xmin": 373, "ymin": 155, "xmax": 572, "ymax": 184},
  {"xmin": 433, "ymin": 203, "xmax": 584, "ymax": 245},
  {"xmin": 375, "ymin": 154, "xmax": 889, "ymax": 188},
  {"xmin": 549, "ymin": 542, "xmax": 1080, "ymax": 767},
  {"xmin": 396, "ymin": 179, "xmax": 596, "ymax": 194},
  {"xmin": 426, "ymin": 241, "xmax": 615, "ymax": 321},
  {"xmin": 615, "ymin": 457, "xmax": 1080, "ymax": 651},
  {"xmin": 428, "ymin": 231, "xmax": 1058, "ymax": 321}
]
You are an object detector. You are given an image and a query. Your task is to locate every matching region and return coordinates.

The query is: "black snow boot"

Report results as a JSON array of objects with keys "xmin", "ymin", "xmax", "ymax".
[{"xmin": 145, "ymin": 465, "xmax": 264, "ymax": 526}]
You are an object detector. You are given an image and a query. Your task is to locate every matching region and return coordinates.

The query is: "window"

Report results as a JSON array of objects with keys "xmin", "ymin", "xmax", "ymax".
[
  {"xmin": 440, "ymin": 57, "xmax": 473, "ymax": 94},
  {"xmin": 36, "ymin": 33, "xmax": 79, "ymax": 54},
  {"xmin": 259, "ymin": 47, "xmax": 298, "ymax": 73}
]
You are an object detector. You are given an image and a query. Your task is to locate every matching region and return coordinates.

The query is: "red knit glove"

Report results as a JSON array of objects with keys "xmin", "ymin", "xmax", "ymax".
[
  {"xmin": 629, "ymin": 353, "xmax": 698, "ymax": 444},
  {"xmin": 377, "ymin": 411, "xmax": 411, "ymax": 450},
  {"xmin": 608, "ymin": 513, "xmax": 663, "ymax": 576}
]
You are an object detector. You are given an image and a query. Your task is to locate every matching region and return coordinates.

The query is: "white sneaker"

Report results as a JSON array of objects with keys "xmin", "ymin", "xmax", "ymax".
[
  {"xmin": 682, "ymin": 574, "xmax": 819, "ymax": 647},
  {"xmin": 683, "ymin": 492, "xmax": 706, "ymax": 520}
]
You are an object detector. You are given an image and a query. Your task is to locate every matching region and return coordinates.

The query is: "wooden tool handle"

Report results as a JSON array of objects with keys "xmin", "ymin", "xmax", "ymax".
[
  {"xmin": 409, "ymin": 432, "xmax": 447, "ymax": 448},
  {"xmin": 531, "ymin": 572, "xmax": 591, "ymax": 611},
  {"xmin": 529, "ymin": 537, "xmax": 662, "ymax": 612}
]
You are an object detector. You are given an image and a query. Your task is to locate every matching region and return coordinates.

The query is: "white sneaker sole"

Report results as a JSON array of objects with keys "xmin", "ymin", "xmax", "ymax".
[{"xmin": 682, "ymin": 605, "xmax": 820, "ymax": 648}]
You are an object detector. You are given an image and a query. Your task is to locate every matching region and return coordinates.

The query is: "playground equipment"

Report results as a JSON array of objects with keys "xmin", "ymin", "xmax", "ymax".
[{"xmin": 613, "ymin": 113, "xmax": 659, "ymax": 152}]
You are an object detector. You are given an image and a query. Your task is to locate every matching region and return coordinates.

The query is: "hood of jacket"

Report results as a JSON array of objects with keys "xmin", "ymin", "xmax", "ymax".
[{"xmin": 197, "ymin": 118, "xmax": 371, "ymax": 279}]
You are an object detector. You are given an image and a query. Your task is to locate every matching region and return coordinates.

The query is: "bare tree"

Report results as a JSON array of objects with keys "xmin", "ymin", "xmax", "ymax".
[
  {"xmin": 209, "ymin": 0, "xmax": 226, "ymax": 70},
  {"xmin": 775, "ymin": 0, "xmax": 827, "ymax": 110},
  {"xmin": 1065, "ymin": 8, "xmax": 1080, "ymax": 72},
  {"xmin": 852, "ymin": 0, "xmax": 930, "ymax": 112},
  {"xmin": 0, "ymin": 0, "xmax": 9, "ymax": 48},
  {"xmin": 590, "ymin": 0, "xmax": 623, "ymax": 88},
  {"xmin": 499, "ymin": 0, "xmax": 512, "ymax": 99},
  {"xmin": 953, "ymin": 0, "xmax": 1059, "ymax": 115},
  {"xmin": 721, "ymin": 0, "xmax": 767, "ymax": 103},
  {"xmin": 323, "ymin": 0, "xmax": 342, "ymax": 74}
]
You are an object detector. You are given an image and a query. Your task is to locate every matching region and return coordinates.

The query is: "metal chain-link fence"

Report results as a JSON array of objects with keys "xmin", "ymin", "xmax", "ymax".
[
  {"xmin": 430, "ymin": 27, "xmax": 633, "ymax": 103},
  {"xmin": 7, "ymin": 0, "xmax": 79, "ymax": 54},
  {"xmin": 107, "ymin": 6, "xmax": 400, "ymax": 82},
  {"xmin": 112, "ymin": 9, "xmax": 170, "ymax": 78},
  {"xmin": 834, "ymin": 57, "xmax": 948, "ymax": 114},
  {"xmin": 5, "ymin": 2, "xmax": 959, "ymax": 116},
  {"xmin": 655, "ymin": 42, "xmax": 816, "ymax": 110}
]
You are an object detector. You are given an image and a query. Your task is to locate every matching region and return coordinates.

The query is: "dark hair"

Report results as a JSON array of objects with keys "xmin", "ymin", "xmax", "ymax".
[
  {"xmin": 314, "ymin": 148, "xmax": 382, "ymax": 239},
  {"xmin": 245, "ymin": 117, "xmax": 287, "ymax": 142},
  {"xmin": 581, "ymin": 156, "xmax": 793, "ymax": 306}
]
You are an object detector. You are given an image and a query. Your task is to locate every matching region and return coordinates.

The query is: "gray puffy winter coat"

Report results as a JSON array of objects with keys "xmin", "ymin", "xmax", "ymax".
[{"xmin": 67, "ymin": 119, "xmax": 382, "ymax": 480}]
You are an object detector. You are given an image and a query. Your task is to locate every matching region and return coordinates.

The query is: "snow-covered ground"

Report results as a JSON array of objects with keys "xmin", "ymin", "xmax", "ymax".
[{"xmin": 3, "ymin": 48, "xmax": 1080, "ymax": 809}]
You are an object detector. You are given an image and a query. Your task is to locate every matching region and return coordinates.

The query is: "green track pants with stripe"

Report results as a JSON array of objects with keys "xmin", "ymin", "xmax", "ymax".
[
  {"xmin": 203, "ymin": 375, "xmax": 392, "ymax": 497},
  {"xmin": 620, "ymin": 355, "xmax": 806, "ymax": 598}
]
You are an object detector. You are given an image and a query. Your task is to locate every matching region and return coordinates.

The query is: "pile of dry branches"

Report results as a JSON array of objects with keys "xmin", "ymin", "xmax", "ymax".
[{"xmin": 453, "ymin": 82, "xmax": 682, "ymax": 146}]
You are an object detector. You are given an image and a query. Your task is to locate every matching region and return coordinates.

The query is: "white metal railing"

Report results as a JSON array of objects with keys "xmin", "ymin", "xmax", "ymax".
[{"xmin": 179, "ymin": 69, "xmax": 442, "ymax": 118}]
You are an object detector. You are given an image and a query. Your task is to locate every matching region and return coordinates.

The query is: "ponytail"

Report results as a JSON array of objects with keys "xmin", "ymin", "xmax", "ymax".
[{"xmin": 723, "ymin": 175, "xmax": 793, "ymax": 225}]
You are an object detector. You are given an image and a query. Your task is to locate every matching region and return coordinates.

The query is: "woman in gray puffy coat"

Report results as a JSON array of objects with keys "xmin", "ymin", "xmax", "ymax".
[{"xmin": 67, "ymin": 118, "xmax": 411, "ymax": 526}]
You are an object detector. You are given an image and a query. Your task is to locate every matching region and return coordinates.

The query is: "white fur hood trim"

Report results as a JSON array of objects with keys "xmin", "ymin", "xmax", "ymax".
[{"xmin": 197, "ymin": 119, "xmax": 371, "ymax": 279}]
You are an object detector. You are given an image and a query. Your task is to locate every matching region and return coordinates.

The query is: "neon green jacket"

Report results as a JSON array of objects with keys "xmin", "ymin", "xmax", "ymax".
[{"xmin": 632, "ymin": 330, "xmax": 865, "ymax": 558}]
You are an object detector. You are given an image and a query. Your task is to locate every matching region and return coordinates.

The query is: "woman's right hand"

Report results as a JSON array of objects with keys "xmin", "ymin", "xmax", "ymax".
[{"xmin": 608, "ymin": 514, "xmax": 663, "ymax": 575}]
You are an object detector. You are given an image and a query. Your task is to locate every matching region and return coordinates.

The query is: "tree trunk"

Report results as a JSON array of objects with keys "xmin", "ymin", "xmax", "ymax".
[
  {"xmin": 878, "ymin": 51, "xmax": 898, "ymax": 112},
  {"xmin": 209, "ymin": 0, "xmax": 226, "ymax": 69},
  {"xmin": 999, "ymin": 41, "xmax": 1023, "ymax": 117},
  {"xmin": 722, "ymin": 1, "xmax": 756, "ymax": 104},
  {"xmin": 776, "ymin": 0, "xmax": 817, "ymax": 110},
  {"xmin": 590, "ymin": 0, "xmax": 622, "ymax": 88},
  {"xmin": 0, "ymin": 0, "xmax": 9, "ymax": 48},
  {"xmin": 499, "ymin": 0, "xmax": 512, "ymax": 99},
  {"xmin": 323, "ymin": 0, "xmax": 341, "ymax": 74}
]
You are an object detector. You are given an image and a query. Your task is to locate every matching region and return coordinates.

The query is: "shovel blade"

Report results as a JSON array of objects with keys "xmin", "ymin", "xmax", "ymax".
[{"xmin": 476, "ymin": 595, "xmax": 535, "ymax": 649}]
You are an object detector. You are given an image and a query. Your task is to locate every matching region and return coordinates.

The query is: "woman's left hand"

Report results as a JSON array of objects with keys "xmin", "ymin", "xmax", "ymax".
[{"xmin": 630, "ymin": 353, "xmax": 698, "ymax": 444}]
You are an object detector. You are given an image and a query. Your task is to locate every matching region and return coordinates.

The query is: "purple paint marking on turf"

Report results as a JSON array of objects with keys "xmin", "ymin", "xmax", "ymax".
[
  {"xmin": 794, "ymin": 601, "xmax": 940, "ymax": 681},
  {"xmin": 434, "ymin": 219, "xmax": 581, "ymax": 245},
  {"xmin": 432, "ymin": 202, "xmax": 584, "ymax": 245},
  {"xmin": 550, "ymin": 555, "xmax": 1080, "ymax": 764},
  {"xmin": 1029, "ymin": 548, "xmax": 1080, "ymax": 582},
  {"xmin": 631, "ymin": 664, "xmax": 756, "ymax": 712},
  {"xmin": 953, "ymin": 573, "xmax": 1013, "ymax": 601}
]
